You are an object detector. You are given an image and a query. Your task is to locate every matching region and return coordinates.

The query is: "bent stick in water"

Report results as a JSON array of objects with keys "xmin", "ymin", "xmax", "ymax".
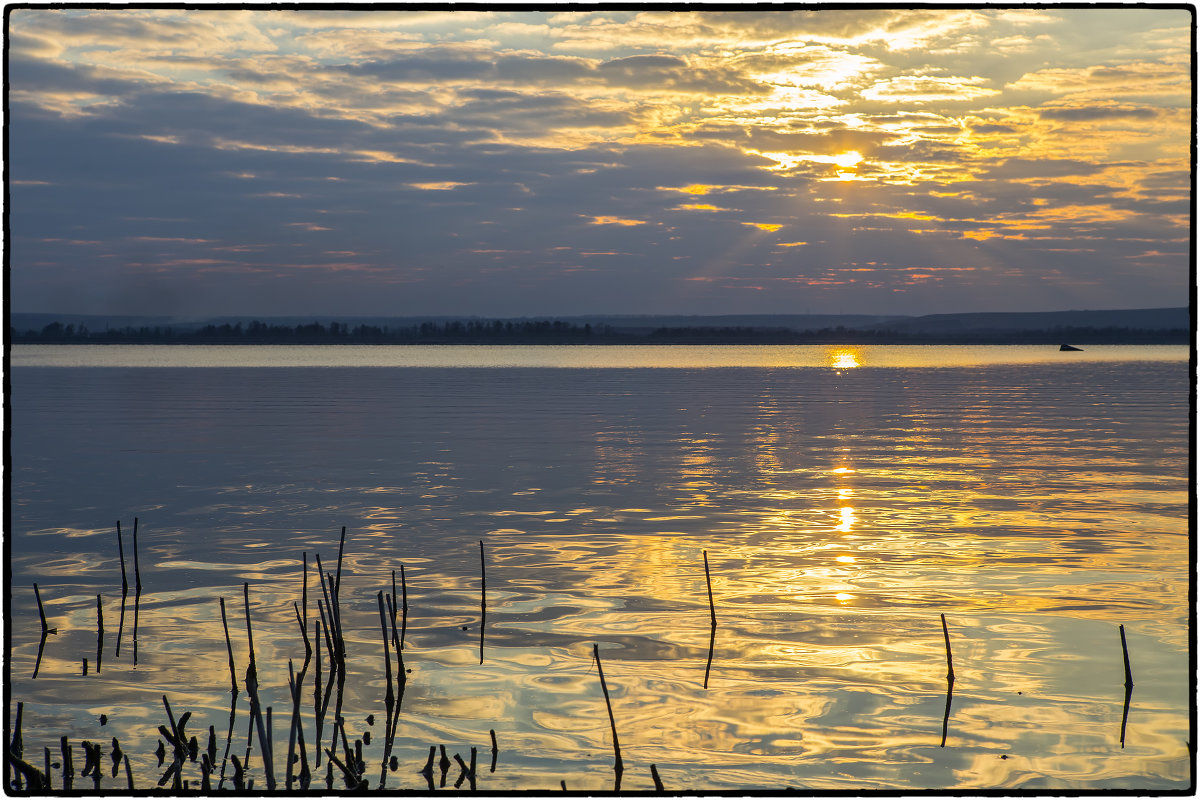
[{"xmin": 593, "ymin": 644, "xmax": 624, "ymax": 777}]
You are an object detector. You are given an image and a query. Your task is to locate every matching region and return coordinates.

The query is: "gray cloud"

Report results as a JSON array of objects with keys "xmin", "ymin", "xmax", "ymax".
[{"xmin": 1038, "ymin": 105, "xmax": 1159, "ymax": 121}]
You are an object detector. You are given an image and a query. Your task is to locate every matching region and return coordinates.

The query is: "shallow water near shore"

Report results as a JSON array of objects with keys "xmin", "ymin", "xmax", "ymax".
[{"xmin": 7, "ymin": 344, "xmax": 1192, "ymax": 791}]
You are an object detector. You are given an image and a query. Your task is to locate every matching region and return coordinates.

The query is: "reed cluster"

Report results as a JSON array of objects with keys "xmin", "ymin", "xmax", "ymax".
[{"xmin": 8, "ymin": 522, "xmax": 1140, "ymax": 793}]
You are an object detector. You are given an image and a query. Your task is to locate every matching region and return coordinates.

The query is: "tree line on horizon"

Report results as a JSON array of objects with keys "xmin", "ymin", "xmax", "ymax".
[{"xmin": 10, "ymin": 318, "xmax": 1189, "ymax": 345}]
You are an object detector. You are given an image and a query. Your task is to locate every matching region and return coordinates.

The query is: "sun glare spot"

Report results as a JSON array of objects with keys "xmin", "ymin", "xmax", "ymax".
[
  {"xmin": 835, "ymin": 592, "xmax": 855, "ymax": 602},
  {"xmin": 836, "ymin": 507, "xmax": 856, "ymax": 532},
  {"xmin": 830, "ymin": 349, "xmax": 861, "ymax": 369},
  {"xmin": 835, "ymin": 555, "xmax": 856, "ymax": 563},
  {"xmin": 832, "ymin": 150, "xmax": 863, "ymax": 168}
]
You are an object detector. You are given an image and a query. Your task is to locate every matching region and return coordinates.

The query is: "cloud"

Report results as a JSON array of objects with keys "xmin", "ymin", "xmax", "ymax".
[
  {"xmin": 1037, "ymin": 105, "xmax": 1158, "ymax": 121},
  {"xmin": 5, "ymin": 7, "xmax": 1191, "ymax": 317},
  {"xmin": 860, "ymin": 74, "xmax": 1001, "ymax": 103},
  {"xmin": 978, "ymin": 157, "xmax": 1108, "ymax": 180},
  {"xmin": 1008, "ymin": 61, "xmax": 1190, "ymax": 98}
]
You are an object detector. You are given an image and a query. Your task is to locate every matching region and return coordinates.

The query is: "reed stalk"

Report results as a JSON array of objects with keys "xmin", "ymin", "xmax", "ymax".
[
  {"xmin": 132, "ymin": 584, "xmax": 141, "ymax": 665},
  {"xmin": 32, "ymin": 630, "xmax": 49, "ymax": 680},
  {"xmin": 12, "ymin": 702, "xmax": 23, "ymax": 765},
  {"xmin": 286, "ymin": 661, "xmax": 300, "ymax": 790},
  {"xmin": 439, "ymin": 743, "xmax": 451, "ymax": 785},
  {"xmin": 703, "ymin": 625, "xmax": 717, "ymax": 690},
  {"xmin": 651, "ymin": 763, "xmax": 664, "ymax": 791},
  {"xmin": 302, "ymin": 552, "xmax": 309, "ymax": 642},
  {"xmin": 334, "ymin": 526, "xmax": 347, "ymax": 598},
  {"xmin": 375, "ymin": 591, "xmax": 396, "ymax": 787},
  {"xmin": 60, "ymin": 736, "xmax": 73, "ymax": 791},
  {"xmin": 95, "ymin": 594, "xmax": 104, "ymax": 674},
  {"xmin": 940, "ymin": 613, "xmax": 955, "ymax": 684},
  {"xmin": 479, "ymin": 540, "xmax": 487, "ymax": 611},
  {"xmin": 116, "ymin": 521, "xmax": 128, "ymax": 596},
  {"xmin": 400, "ymin": 565, "xmax": 409, "ymax": 650},
  {"xmin": 939, "ymin": 681, "xmax": 954, "ymax": 748},
  {"xmin": 703, "ymin": 550, "xmax": 716, "ymax": 627},
  {"xmin": 390, "ymin": 569, "xmax": 400, "ymax": 652},
  {"xmin": 453, "ymin": 752, "xmax": 470, "ymax": 789},
  {"xmin": 217, "ymin": 689, "xmax": 237, "ymax": 788},
  {"xmin": 314, "ymin": 616, "xmax": 324, "ymax": 768},
  {"xmin": 420, "ymin": 745, "xmax": 436, "ymax": 790},
  {"xmin": 33, "ymin": 584, "xmax": 53, "ymax": 634},
  {"xmin": 592, "ymin": 644, "xmax": 624, "ymax": 779},
  {"xmin": 1119, "ymin": 624, "xmax": 1134, "ymax": 689},
  {"xmin": 242, "ymin": 583, "xmax": 276, "ymax": 790},
  {"xmin": 132, "ymin": 517, "xmax": 142, "ymax": 594},
  {"xmin": 1118, "ymin": 624, "xmax": 1135, "ymax": 748}
]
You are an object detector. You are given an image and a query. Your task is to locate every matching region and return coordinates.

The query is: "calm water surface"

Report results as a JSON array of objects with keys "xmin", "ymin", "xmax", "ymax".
[{"xmin": 8, "ymin": 345, "xmax": 1192, "ymax": 791}]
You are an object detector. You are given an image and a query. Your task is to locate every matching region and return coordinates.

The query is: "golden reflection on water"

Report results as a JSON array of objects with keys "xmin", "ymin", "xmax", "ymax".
[
  {"xmin": 8, "ymin": 354, "xmax": 1190, "ymax": 791},
  {"xmin": 829, "ymin": 348, "xmax": 862, "ymax": 369}
]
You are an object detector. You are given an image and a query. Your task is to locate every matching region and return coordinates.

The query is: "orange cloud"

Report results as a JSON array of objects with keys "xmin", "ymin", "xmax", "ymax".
[{"xmin": 587, "ymin": 215, "xmax": 647, "ymax": 226}]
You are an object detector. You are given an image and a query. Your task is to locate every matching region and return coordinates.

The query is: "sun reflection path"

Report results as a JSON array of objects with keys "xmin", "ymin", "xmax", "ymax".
[{"xmin": 829, "ymin": 348, "xmax": 862, "ymax": 370}]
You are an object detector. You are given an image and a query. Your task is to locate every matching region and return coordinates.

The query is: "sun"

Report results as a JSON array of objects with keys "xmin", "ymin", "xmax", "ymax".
[{"xmin": 831, "ymin": 150, "xmax": 863, "ymax": 168}]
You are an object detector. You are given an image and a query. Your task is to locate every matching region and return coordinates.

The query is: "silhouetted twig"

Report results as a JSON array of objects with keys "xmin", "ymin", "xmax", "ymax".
[
  {"xmin": 940, "ymin": 614, "xmax": 955, "ymax": 684},
  {"xmin": 593, "ymin": 644, "xmax": 624, "ymax": 782}
]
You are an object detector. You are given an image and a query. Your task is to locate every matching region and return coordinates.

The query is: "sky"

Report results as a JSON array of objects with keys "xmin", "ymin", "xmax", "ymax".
[{"xmin": 6, "ymin": 5, "xmax": 1193, "ymax": 318}]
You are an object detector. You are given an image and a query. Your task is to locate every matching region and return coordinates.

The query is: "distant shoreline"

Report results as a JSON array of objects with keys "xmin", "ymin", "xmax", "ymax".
[
  {"xmin": 10, "ymin": 333, "xmax": 1189, "ymax": 346},
  {"xmin": 11, "ymin": 312, "xmax": 1191, "ymax": 347}
]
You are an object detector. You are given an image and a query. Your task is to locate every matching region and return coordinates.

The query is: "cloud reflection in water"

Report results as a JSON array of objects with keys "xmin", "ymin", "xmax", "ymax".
[{"xmin": 6, "ymin": 354, "xmax": 1190, "ymax": 791}]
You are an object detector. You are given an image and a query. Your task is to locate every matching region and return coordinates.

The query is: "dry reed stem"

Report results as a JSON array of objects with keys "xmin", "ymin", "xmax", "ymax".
[
  {"xmin": 132, "ymin": 517, "xmax": 142, "ymax": 594},
  {"xmin": 1119, "ymin": 624, "xmax": 1134, "ymax": 689},
  {"xmin": 592, "ymin": 644, "xmax": 624, "ymax": 778},
  {"xmin": 940, "ymin": 613, "xmax": 955, "ymax": 684},
  {"xmin": 703, "ymin": 550, "xmax": 716, "ymax": 628},
  {"xmin": 33, "ymin": 584, "xmax": 53, "ymax": 633},
  {"xmin": 116, "ymin": 521, "xmax": 128, "ymax": 596}
]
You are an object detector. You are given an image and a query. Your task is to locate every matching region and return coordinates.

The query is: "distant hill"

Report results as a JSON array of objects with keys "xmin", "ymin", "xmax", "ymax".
[{"xmin": 865, "ymin": 307, "xmax": 1188, "ymax": 334}]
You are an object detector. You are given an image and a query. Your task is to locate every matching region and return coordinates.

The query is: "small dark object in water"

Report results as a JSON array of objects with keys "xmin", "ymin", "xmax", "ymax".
[
  {"xmin": 365, "ymin": 714, "xmax": 375, "ymax": 726},
  {"xmin": 462, "ymin": 626, "xmax": 469, "ymax": 631},
  {"xmin": 99, "ymin": 715, "xmax": 108, "ymax": 726},
  {"xmin": 155, "ymin": 739, "xmax": 165, "ymax": 767},
  {"xmin": 1059, "ymin": 343, "xmax": 1083, "ymax": 351},
  {"xmin": 363, "ymin": 731, "xmax": 371, "ymax": 746}
]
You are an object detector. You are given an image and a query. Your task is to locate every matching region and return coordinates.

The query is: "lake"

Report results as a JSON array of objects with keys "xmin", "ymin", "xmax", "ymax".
[{"xmin": 7, "ymin": 344, "xmax": 1192, "ymax": 791}]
